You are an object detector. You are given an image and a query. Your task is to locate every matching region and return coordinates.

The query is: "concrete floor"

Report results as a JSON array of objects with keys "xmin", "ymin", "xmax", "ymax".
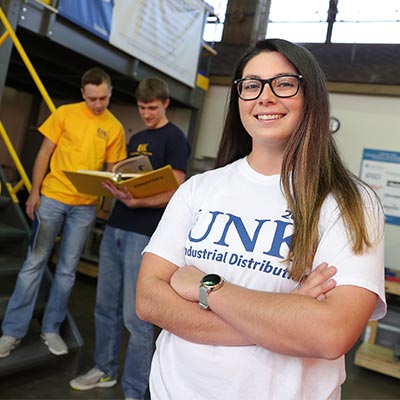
[{"xmin": 0, "ymin": 273, "xmax": 399, "ymax": 400}]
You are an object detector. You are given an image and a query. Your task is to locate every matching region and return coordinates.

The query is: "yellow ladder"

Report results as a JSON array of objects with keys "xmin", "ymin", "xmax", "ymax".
[{"xmin": 0, "ymin": 5, "xmax": 56, "ymax": 202}]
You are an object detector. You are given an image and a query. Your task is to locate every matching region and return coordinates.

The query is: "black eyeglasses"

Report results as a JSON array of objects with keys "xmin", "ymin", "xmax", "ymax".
[{"xmin": 234, "ymin": 74, "xmax": 303, "ymax": 100}]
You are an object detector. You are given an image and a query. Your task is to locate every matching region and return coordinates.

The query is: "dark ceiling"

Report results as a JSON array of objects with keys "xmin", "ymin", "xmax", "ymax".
[
  {"xmin": 209, "ymin": 42, "xmax": 400, "ymax": 86},
  {"xmin": 6, "ymin": 27, "xmax": 140, "ymax": 104}
]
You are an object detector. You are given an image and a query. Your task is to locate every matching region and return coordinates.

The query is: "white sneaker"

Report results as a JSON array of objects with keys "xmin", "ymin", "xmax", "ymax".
[
  {"xmin": 69, "ymin": 367, "xmax": 117, "ymax": 390},
  {"xmin": 0, "ymin": 336, "xmax": 21, "ymax": 358},
  {"xmin": 40, "ymin": 333, "xmax": 68, "ymax": 355}
]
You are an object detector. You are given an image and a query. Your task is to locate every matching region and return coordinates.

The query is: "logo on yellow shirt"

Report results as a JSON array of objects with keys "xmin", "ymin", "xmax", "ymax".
[
  {"xmin": 97, "ymin": 128, "xmax": 107, "ymax": 139},
  {"xmin": 130, "ymin": 143, "xmax": 152, "ymax": 157}
]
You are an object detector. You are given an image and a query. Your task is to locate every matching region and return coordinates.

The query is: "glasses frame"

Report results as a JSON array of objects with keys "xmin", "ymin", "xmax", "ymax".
[{"xmin": 234, "ymin": 74, "xmax": 303, "ymax": 100}]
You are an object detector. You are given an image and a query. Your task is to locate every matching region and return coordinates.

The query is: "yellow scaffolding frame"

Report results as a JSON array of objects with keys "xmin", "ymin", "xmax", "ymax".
[{"xmin": 0, "ymin": 4, "xmax": 56, "ymax": 202}]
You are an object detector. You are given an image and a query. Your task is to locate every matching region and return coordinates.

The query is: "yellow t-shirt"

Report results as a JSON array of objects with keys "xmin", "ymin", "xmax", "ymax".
[{"xmin": 39, "ymin": 102, "xmax": 127, "ymax": 205}]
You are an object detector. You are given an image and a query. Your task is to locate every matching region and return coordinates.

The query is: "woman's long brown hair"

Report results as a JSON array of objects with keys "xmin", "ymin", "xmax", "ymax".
[{"xmin": 216, "ymin": 38, "xmax": 378, "ymax": 281}]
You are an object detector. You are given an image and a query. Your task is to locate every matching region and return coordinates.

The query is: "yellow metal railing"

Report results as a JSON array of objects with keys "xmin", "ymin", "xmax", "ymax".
[
  {"xmin": 0, "ymin": 120, "xmax": 31, "ymax": 202},
  {"xmin": 0, "ymin": 4, "xmax": 56, "ymax": 202}
]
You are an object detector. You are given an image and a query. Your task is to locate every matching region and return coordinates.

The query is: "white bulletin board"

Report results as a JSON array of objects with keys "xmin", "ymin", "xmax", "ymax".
[{"xmin": 360, "ymin": 148, "xmax": 400, "ymax": 226}]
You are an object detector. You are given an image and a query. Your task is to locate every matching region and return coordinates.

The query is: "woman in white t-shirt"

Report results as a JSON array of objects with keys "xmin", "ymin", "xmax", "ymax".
[{"xmin": 136, "ymin": 38, "xmax": 386, "ymax": 400}]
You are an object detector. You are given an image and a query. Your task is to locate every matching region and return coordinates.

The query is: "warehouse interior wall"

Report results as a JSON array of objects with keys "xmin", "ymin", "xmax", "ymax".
[{"xmin": 0, "ymin": 87, "xmax": 33, "ymax": 170}]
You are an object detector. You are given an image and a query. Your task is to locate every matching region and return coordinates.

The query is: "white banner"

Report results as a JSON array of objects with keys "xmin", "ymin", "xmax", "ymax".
[{"xmin": 110, "ymin": 0, "xmax": 206, "ymax": 87}]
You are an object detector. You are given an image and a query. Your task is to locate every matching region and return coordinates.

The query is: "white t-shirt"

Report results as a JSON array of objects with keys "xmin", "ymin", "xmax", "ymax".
[{"xmin": 144, "ymin": 157, "xmax": 386, "ymax": 400}]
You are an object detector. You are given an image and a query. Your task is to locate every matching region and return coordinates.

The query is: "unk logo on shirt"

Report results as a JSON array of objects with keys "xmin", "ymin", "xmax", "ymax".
[{"xmin": 184, "ymin": 209, "xmax": 294, "ymax": 279}]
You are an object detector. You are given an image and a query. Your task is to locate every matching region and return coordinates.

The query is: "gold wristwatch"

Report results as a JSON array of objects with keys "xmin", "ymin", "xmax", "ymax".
[{"xmin": 199, "ymin": 274, "xmax": 224, "ymax": 310}]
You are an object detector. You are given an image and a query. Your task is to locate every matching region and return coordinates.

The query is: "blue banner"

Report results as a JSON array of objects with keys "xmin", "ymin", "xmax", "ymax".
[{"xmin": 58, "ymin": 0, "xmax": 114, "ymax": 41}]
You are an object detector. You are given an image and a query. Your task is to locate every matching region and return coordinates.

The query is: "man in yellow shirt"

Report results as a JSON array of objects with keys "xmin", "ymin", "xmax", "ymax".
[{"xmin": 0, "ymin": 67, "xmax": 126, "ymax": 358}]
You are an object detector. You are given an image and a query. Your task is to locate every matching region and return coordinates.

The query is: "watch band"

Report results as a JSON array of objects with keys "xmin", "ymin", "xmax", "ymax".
[{"xmin": 199, "ymin": 285, "xmax": 210, "ymax": 310}]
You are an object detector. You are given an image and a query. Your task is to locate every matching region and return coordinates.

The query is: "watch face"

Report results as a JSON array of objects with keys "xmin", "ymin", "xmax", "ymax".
[{"xmin": 202, "ymin": 274, "xmax": 222, "ymax": 287}]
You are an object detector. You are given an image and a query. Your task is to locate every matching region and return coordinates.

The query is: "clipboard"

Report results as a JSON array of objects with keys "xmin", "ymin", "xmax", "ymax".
[{"xmin": 64, "ymin": 165, "xmax": 179, "ymax": 198}]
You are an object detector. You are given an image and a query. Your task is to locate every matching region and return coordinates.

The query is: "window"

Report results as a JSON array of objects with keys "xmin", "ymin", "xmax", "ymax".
[
  {"xmin": 265, "ymin": 0, "xmax": 400, "ymax": 44},
  {"xmin": 332, "ymin": 0, "xmax": 400, "ymax": 44},
  {"xmin": 203, "ymin": 0, "xmax": 228, "ymax": 42},
  {"xmin": 266, "ymin": 0, "xmax": 329, "ymax": 43}
]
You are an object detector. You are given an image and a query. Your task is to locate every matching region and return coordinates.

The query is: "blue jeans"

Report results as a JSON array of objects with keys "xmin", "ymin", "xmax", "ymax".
[
  {"xmin": 94, "ymin": 226, "xmax": 153, "ymax": 400},
  {"xmin": 2, "ymin": 195, "xmax": 96, "ymax": 338}
]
